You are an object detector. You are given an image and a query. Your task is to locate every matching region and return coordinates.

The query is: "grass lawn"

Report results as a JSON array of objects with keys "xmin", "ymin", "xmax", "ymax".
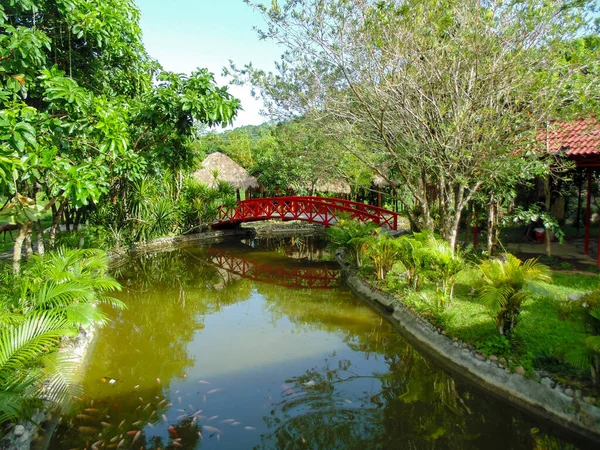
[{"xmin": 375, "ymin": 266, "xmax": 597, "ymax": 387}]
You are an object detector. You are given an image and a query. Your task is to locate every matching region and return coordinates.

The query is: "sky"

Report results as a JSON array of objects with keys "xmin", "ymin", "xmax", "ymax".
[{"xmin": 136, "ymin": 0, "xmax": 282, "ymax": 129}]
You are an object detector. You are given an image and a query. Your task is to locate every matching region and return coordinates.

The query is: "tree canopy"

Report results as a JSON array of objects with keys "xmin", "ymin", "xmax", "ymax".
[{"xmin": 230, "ymin": 0, "xmax": 599, "ymax": 249}]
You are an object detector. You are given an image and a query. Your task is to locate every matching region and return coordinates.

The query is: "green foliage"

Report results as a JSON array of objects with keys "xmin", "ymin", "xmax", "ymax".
[
  {"xmin": 556, "ymin": 288, "xmax": 600, "ymax": 384},
  {"xmin": 478, "ymin": 254, "xmax": 552, "ymax": 337},
  {"xmin": 0, "ymin": 247, "xmax": 123, "ymax": 424},
  {"xmin": 326, "ymin": 218, "xmax": 378, "ymax": 267},
  {"xmin": 417, "ymin": 239, "xmax": 465, "ymax": 301},
  {"xmin": 364, "ymin": 233, "xmax": 401, "ymax": 281},
  {"xmin": 477, "ymin": 336, "xmax": 511, "ymax": 358}
]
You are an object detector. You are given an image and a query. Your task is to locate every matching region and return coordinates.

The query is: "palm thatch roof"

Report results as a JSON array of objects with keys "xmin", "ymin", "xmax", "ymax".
[
  {"xmin": 290, "ymin": 179, "xmax": 351, "ymax": 194},
  {"xmin": 313, "ymin": 179, "xmax": 351, "ymax": 194},
  {"xmin": 193, "ymin": 153, "xmax": 259, "ymax": 190}
]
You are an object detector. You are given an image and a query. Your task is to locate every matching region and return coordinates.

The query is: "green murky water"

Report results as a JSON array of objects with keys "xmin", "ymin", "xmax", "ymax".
[{"xmin": 45, "ymin": 235, "xmax": 590, "ymax": 449}]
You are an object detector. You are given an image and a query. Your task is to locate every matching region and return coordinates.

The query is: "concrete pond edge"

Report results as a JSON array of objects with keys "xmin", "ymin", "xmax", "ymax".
[{"xmin": 335, "ymin": 249, "xmax": 600, "ymax": 444}]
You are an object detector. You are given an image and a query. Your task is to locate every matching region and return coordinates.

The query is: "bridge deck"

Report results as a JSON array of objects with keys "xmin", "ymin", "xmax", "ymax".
[{"xmin": 215, "ymin": 196, "xmax": 400, "ymax": 230}]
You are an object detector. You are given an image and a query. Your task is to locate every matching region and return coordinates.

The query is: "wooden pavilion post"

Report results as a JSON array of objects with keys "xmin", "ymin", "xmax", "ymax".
[
  {"xmin": 576, "ymin": 170, "xmax": 583, "ymax": 236},
  {"xmin": 597, "ymin": 213, "xmax": 600, "ymax": 269},
  {"xmin": 377, "ymin": 189, "xmax": 382, "ymax": 208},
  {"xmin": 585, "ymin": 168, "xmax": 592, "ymax": 255}
]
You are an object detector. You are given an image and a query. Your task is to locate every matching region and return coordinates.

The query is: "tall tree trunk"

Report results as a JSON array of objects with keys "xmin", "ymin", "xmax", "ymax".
[
  {"xmin": 24, "ymin": 226, "xmax": 33, "ymax": 257},
  {"xmin": 35, "ymin": 221, "xmax": 45, "ymax": 256},
  {"xmin": 49, "ymin": 200, "xmax": 67, "ymax": 248},
  {"xmin": 13, "ymin": 223, "xmax": 30, "ymax": 274},
  {"xmin": 487, "ymin": 195, "xmax": 496, "ymax": 255}
]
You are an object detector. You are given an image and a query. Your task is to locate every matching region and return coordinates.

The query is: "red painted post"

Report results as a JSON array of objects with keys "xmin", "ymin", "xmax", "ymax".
[
  {"xmin": 597, "ymin": 216, "xmax": 600, "ymax": 269},
  {"xmin": 393, "ymin": 214, "xmax": 398, "ymax": 231},
  {"xmin": 585, "ymin": 169, "xmax": 592, "ymax": 255}
]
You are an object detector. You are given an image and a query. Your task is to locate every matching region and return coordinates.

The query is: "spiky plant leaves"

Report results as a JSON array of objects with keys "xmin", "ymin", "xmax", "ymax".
[
  {"xmin": 0, "ymin": 311, "xmax": 77, "ymax": 423},
  {"xmin": 478, "ymin": 254, "xmax": 551, "ymax": 337}
]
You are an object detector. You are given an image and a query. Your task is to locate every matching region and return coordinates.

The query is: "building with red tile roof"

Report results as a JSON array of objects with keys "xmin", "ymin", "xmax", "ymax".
[{"xmin": 539, "ymin": 118, "xmax": 600, "ymax": 166}]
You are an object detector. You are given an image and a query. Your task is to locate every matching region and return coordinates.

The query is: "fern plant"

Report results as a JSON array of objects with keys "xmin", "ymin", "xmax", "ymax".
[{"xmin": 478, "ymin": 254, "xmax": 551, "ymax": 337}]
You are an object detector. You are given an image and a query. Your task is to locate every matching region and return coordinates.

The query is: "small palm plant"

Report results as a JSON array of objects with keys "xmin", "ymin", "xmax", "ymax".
[
  {"xmin": 326, "ymin": 218, "xmax": 378, "ymax": 267},
  {"xmin": 419, "ymin": 239, "xmax": 465, "ymax": 301},
  {"xmin": 396, "ymin": 236, "xmax": 426, "ymax": 289},
  {"xmin": 364, "ymin": 233, "xmax": 401, "ymax": 280},
  {"xmin": 478, "ymin": 254, "xmax": 551, "ymax": 337}
]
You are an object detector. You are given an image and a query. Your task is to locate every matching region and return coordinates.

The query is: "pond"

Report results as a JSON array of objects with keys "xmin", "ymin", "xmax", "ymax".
[{"xmin": 45, "ymin": 235, "xmax": 590, "ymax": 449}]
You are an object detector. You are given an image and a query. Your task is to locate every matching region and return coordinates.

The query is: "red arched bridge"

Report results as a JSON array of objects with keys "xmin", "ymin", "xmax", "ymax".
[{"xmin": 215, "ymin": 196, "xmax": 400, "ymax": 230}]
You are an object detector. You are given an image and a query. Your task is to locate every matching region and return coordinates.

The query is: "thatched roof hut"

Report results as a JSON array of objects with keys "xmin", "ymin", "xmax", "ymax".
[
  {"xmin": 290, "ymin": 178, "xmax": 351, "ymax": 195},
  {"xmin": 313, "ymin": 179, "xmax": 351, "ymax": 194},
  {"xmin": 193, "ymin": 153, "xmax": 259, "ymax": 190}
]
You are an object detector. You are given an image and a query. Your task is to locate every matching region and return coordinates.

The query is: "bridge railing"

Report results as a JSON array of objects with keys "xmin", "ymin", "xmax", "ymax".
[{"xmin": 216, "ymin": 196, "xmax": 400, "ymax": 230}]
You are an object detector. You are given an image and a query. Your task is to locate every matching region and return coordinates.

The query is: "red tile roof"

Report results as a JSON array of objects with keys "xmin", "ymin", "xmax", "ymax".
[{"xmin": 539, "ymin": 118, "xmax": 600, "ymax": 157}]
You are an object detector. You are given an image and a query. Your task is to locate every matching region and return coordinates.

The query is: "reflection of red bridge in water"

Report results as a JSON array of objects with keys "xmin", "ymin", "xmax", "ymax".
[
  {"xmin": 207, "ymin": 247, "xmax": 341, "ymax": 289},
  {"xmin": 215, "ymin": 196, "xmax": 400, "ymax": 230}
]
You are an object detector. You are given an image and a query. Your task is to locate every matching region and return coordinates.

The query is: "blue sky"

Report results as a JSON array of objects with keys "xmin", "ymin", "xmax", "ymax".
[{"xmin": 136, "ymin": 0, "xmax": 282, "ymax": 128}]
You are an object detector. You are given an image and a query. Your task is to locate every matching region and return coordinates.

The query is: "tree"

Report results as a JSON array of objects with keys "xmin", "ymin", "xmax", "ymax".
[
  {"xmin": 0, "ymin": 0, "xmax": 242, "ymax": 271},
  {"xmin": 231, "ymin": 0, "xmax": 596, "ymax": 250}
]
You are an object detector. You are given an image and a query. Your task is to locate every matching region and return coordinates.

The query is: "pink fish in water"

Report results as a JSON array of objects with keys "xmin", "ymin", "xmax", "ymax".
[
  {"xmin": 231, "ymin": 422, "xmax": 241, "ymax": 426},
  {"xmin": 132, "ymin": 430, "xmax": 142, "ymax": 444},
  {"xmin": 220, "ymin": 419, "xmax": 235, "ymax": 424},
  {"xmin": 206, "ymin": 388, "xmax": 222, "ymax": 395},
  {"xmin": 203, "ymin": 425, "xmax": 222, "ymax": 435},
  {"xmin": 198, "ymin": 380, "xmax": 210, "ymax": 385},
  {"xmin": 162, "ymin": 414, "xmax": 168, "ymax": 423},
  {"xmin": 244, "ymin": 426, "xmax": 256, "ymax": 431},
  {"xmin": 198, "ymin": 432, "xmax": 203, "ymax": 439},
  {"xmin": 207, "ymin": 415, "xmax": 218, "ymax": 421}
]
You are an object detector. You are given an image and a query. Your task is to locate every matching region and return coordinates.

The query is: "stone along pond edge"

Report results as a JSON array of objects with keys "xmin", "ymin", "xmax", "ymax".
[{"xmin": 335, "ymin": 249, "xmax": 600, "ymax": 445}]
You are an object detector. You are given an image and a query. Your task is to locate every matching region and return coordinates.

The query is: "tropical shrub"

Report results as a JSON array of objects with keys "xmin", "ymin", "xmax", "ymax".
[
  {"xmin": 418, "ymin": 239, "xmax": 465, "ymax": 301},
  {"xmin": 478, "ymin": 254, "xmax": 551, "ymax": 337},
  {"xmin": 0, "ymin": 248, "xmax": 123, "ymax": 424},
  {"xmin": 326, "ymin": 218, "xmax": 378, "ymax": 267},
  {"xmin": 363, "ymin": 233, "xmax": 401, "ymax": 280}
]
